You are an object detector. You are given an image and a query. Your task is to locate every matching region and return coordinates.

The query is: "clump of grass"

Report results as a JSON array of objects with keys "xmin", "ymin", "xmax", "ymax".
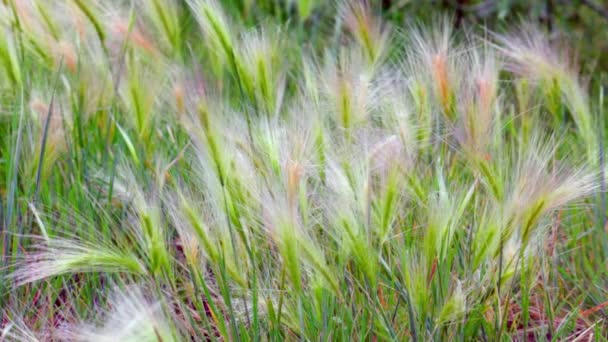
[{"xmin": 0, "ymin": 1, "xmax": 605, "ymax": 340}]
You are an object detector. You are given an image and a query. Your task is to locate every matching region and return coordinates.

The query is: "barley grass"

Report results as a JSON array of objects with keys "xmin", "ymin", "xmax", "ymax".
[{"xmin": 0, "ymin": 0, "xmax": 606, "ymax": 340}]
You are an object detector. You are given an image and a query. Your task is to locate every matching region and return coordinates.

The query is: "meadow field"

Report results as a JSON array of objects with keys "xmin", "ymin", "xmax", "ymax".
[{"xmin": 0, "ymin": 0, "xmax": 608, "ymax": 340}]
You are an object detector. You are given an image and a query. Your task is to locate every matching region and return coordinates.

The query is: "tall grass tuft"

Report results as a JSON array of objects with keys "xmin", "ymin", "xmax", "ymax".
[{"xmin": 0, "ymin": 1, "xmax": 605, "ymax": 340}]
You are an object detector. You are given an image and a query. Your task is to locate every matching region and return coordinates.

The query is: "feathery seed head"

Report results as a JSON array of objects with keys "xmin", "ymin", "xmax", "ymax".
[
  {"xmin": 237, "ymin": 28, "xmax": 286, "ymax": 115},
  {"xmin": 497, "ymin": 26, "xmax": 597, "ymax": 161},
  {"xmin": 321, "ymin": 47, "xmax": 380, "ymax": 132},
  {"xmin": 64, "ymin": 287, "xmax": 177, "ymax": 342},
  {"xmin": 187, "ymin": 0, "xmax": 235, "ymax": 68},
  {"xmin": 340, "ymin": 0, "xmax": 391, "ymax": 65},
  {"xmin": 10, "ymin": 238, "xmax": 146, "ymax": 286},
  {"xmin": 409, "ymin": 19, "xmax": 458, "ymax": 121},
  {"xmin": 457, "ymin": 47, "xmax": 501, "ymax": 155},
  {"xmin": 504, "ymin": 136, "xmax": 598, "ymax": 244}
]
